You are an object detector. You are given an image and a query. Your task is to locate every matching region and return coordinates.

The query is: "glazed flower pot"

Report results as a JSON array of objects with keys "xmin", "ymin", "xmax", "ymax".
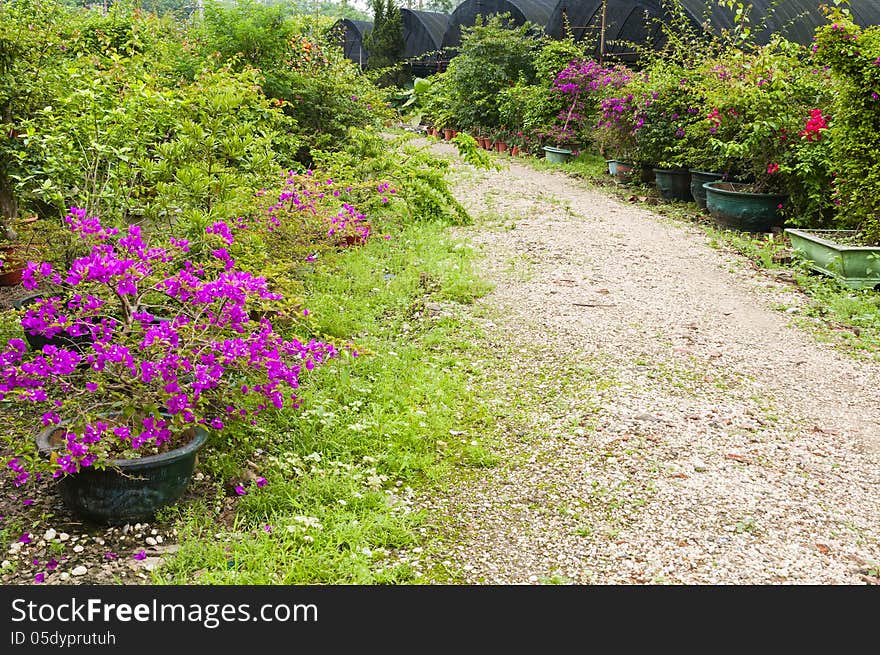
[
  {"xmin": 653, "ymin": 167, "xmax": 692, "ymax": 201},
  {"xmin": 704, "ymin": 182, "xmax": 787, "ymax": 232},
  {"xmin": 0, "ymin": 244, "xmax": 24, "ymax": 286},
  {"xmin": 443, "ymin": 128, "xmax": 454, "ymax": 141},
  {"xmin": 37, "ymin": 422, "xmax": 209, "ymax": 524},
  {"xmin": 689, "ymin": 170, "xmax": 725, "ymax": 210},
  {"xmin": 785, "ymin": 228, "xmax": 880, "ymax": 290},
  {"xmin": 510, "ymin": 146, "xmax": 520, "ymax": 156},
  {"xmin": 614, "ymin": 160, "xmax": 635, "ymax": 182},
  {"xmin": 0, "ymin": 265, "xmax": 24, "ymax": 286},
  {"xmin": 13, "ymin": 294, "xmax": 95, "ymax": 355},
  {"xmin": 543, "ymin": 146, "xmax": 573, "ymax": 164},
  {"xmin": 495, "ymin": 141, "xmax": 508, "ymax": 154},
  {"xmin": 606, "ymin": 160, "xmax": 618, "ymax": 176}
]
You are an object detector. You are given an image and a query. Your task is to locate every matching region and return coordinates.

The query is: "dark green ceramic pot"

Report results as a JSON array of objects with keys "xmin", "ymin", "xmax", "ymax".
[
  {"xmin": 37, "ymin": 422, "xmax": 208, "ymax": 524},
  {"xmin": 704, "ymin": 182, "xmax": 787, "ymax": 232}
]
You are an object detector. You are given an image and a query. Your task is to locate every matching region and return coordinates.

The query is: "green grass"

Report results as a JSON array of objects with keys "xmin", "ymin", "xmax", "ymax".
[
  {"xmin": 513, "ymin": 149, "xmax": 608, "ymax": 179},
  {"xmin": 156, "ymin": 221, "xmax": 497, "ymax": 583}
]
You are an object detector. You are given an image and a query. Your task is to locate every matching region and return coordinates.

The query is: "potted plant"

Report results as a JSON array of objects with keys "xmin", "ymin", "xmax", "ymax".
[
  {"xmin": 492, "ymin": 127, "xmax": 510, "ymax": 154},
  {"xmin": 0, "ymin": 207, "xmax": 337, "ymax": 523},
  {"xmin": 595, "ymin": 93, "xmax": 639, "ymax": 181},
  {"xmin": 546, "ymin": 58, "xmax": 633, "ymax": 165},
  {"xmin": 783, "ymin": 11, "xmax": 880, "ymax": 288},
  {"xmin": 508, "ymin": 130, "xmax": 526, "ymax": 157},
  {"xmin": 0, "ymin": 243, "xmax": 25, "ymax": 286},
  {"xmin": 0, "ymin": 217, "xmax": 43, "ymax": 286},
  {"xmin": 696, "ymin": 37, "xmax": 837, "ymax": 231},
  {"xmin": 623, "ymin": 60, "xmax": 702, "ymax": 200}
]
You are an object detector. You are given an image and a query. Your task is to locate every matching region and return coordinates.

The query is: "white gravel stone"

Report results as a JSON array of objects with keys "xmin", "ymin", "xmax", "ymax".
[
  {"xmin": 71, "ymin": 566, "xmax": 87, "ymax": 577},
  {"xmin": 145, "ymin": 537, "xmax": 157, "ymax": 546},
  {"xmin": 58, "ymin": 533, "xmax": 69, "ymax": 542},
  {"xmin": 407, "ymin": 140, "xmax": 880, "ymax": 585},
  {"xmin": 43, "ymin": 529, "xmax": 57, "ymax": 541},
  {"xmin": 73, "ymin": 545, "xmax": 84, "ymax": 553}
]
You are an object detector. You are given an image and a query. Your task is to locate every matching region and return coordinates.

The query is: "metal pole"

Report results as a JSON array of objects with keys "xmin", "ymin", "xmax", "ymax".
[{"xmin": 599, "ymin": 0, "xmax": 607, "ymax": 65}]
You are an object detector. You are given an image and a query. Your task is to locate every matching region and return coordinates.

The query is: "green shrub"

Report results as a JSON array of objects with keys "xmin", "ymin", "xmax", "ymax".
[
  {"xmin": 814, "ymin": 9, "xmax": 880, "ymax": 242},
  {"xmin": 201, "ymin": 1, "xmax": 390, "ymax": 159},
  {"xmin": 436, "ymin": 14, "xmax": 543, "ymax": 131}
]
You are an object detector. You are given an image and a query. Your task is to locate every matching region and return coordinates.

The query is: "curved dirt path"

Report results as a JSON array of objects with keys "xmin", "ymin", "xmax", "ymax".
[{"xmin": 420, "ymin": 142, "xmax": 880, "ymax": 584}]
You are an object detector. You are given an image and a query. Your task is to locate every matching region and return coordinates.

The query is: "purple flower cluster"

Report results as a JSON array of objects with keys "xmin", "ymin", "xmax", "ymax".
[
  {"xmin": 553, "ymin": 60, "xmax": 631, "ymax": 96},
  {"xmin": 262, "ymin": 170, "xmax": 381, "ymax": 245},
  {"xmin": 2, "ymin": 208, "xmax": 337, "ymax": 480}
]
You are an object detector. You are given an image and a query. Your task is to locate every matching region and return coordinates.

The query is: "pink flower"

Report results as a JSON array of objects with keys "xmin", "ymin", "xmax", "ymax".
[
  {"xmin": 133, "ymin": 549, "xmax": 147, "ymax": 561},
  {"xmin": 104, "ymin": 552, "xmax": 118, "ymax": 561},
  {"xmin": 234, "ymin": 484, "xmax": 247, "ymax": 496},
  {"xmin": 767, "ymin": 163, "xmax": 780, "ymax": 174},
  {"xmin": 256, "ymin": 476, "xmax": 267, "ymax": 488},
  {"xmin": 34, "ymin": 572, "xmax": 45, "ymax": 584}
]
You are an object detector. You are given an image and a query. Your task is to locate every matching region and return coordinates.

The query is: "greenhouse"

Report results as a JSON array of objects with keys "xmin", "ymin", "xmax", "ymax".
[
  {"xmin": 401, "ymin": 8, "xmax": 450, "ymax": 75},
  {"xmin": 544, "ymin": 1, "xmax": 880, "ymax": 61},
  {"xmin": 5, "ymin": 0, "xmax": 880, "ymax": 603},
  {"xmin": 441, "ymin": 0, "xmax": 559, "ymax": 50},
  {"xmin": 334, "ymin": 18, "xmax": 373, "ymax": 67},
  {"xmin": 546, "ymin": 0, "xmax": 664, "ymax": 62}
]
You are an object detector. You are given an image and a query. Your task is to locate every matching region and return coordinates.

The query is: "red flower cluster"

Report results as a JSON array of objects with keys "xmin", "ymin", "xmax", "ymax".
[
  {"xmin": 800, "ymin": 109, "xmax": 828, "ymax": 141},
  {"xmin": 767, "ymin": 163, "xmax": 780, "ymax": 174}
]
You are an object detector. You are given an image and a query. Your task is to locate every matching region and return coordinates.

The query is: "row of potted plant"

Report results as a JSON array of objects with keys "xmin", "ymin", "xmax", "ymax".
[{"xmin": 416, "ymin": 6, "xmax": 880, "ymax": 288}]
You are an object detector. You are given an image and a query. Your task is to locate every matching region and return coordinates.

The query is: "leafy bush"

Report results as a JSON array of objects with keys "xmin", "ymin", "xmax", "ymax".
[
  {"xmin": 625, "ymin": 60, "xmax": 702, "ymax": 168},
  {"xmin": 201, "ymin": 1, "xmax": 391, "ymax": 157},
  {"xmin": 814, "ymin": 9, "xmax": 880, "ymax": 242},
  {"xmin": 313, "ymin": 128, "xmax": 470, "ymax": 225},
  {"xmin": 432, "ymin": 15, "xmax": 543, "ymax": 131}
]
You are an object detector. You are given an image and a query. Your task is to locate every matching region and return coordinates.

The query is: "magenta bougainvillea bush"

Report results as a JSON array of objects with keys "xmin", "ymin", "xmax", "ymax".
[{"xmin": 0, "ymin": 199, "xmax": 352, "ymax": 484}]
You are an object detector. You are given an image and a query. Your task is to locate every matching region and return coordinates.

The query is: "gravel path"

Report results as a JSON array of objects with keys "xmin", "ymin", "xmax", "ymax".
[{"xmin": 421, "ymin": 142, "xmax": 880, "ymax": 584}]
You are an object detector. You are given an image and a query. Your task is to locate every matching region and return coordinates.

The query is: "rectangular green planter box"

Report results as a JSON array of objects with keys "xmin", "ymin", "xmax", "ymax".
[{"xmin": 785, "ymin": 228, "xmax": 880, "ymax": 289}]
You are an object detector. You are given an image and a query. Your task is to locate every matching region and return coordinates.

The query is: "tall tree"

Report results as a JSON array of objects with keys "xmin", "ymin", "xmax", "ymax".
[{"xmin": 363, "ymin": 0, "xmax": 403, "ymax": 85}]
